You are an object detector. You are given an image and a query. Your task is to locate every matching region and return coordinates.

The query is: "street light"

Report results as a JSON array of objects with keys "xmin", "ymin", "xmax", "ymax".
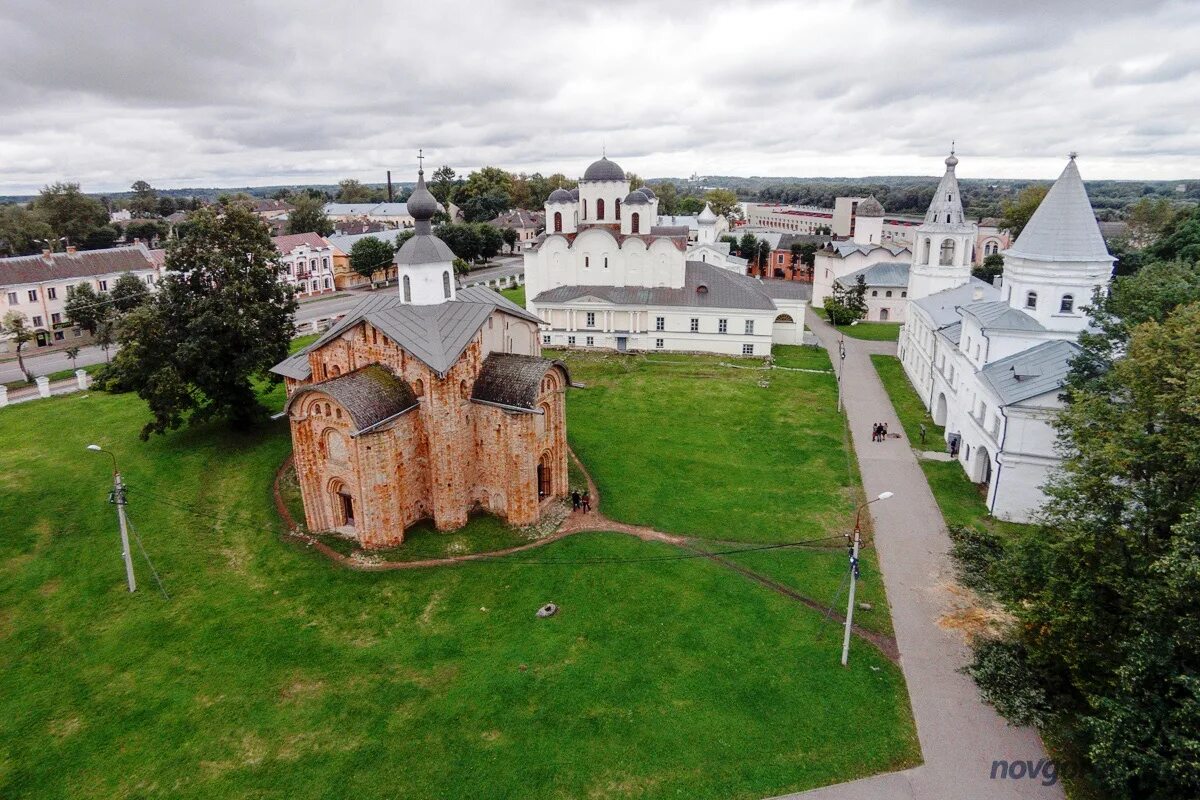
[
  {"xmin": 87, "ymin": 445, "xmax": 136, "ymax": 592},
  {"xmin": 842, "ymin": 491, "xmax": 893, "ymax": 666}
]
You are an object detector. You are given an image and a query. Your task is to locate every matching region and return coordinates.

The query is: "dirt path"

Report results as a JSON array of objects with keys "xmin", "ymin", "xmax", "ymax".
[{"xmin": 273, "ymin": 448, "xmax": 899, "ymax": 664}]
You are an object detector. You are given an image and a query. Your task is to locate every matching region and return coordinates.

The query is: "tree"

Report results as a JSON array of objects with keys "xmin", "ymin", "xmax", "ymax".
[
  {"xmin": 108, "ymin": 205, "xmax": 297, "ymax": 438},
  {"xmin": 501, "ymin": 227, "xmax": 519, "ymax": 254},
  {"xmin": 429, "ymin": 166, "xmax": 459, "ymax": 206},
  {"xmin": 349, "ymin": 236, "xmax": 395, "ymax": 285},
  {"xmin": 676, "ymin": 195, "xmax": 704, "ymax": 215},
  {"xmin": 790, "ymin": 241, "xmax": 817, "ymax": 279},
  {"xmin": 1146, "ymin": 203, "xmax": 1200, "ymax": 264},
  {"xmin": 756, "ymin": 239, "xmax": 771, "ymax": 273},
  {"xmin": 1124, "ymin": 197, "xmax": 1183, "ymax": 247},
  {"xmin": 1, "ymin": 311, "xmax": 34, "ymax": 382},
  {"xmin": 82, "ymin": 225, "xmax": 121, "ymax": 250},
  {"xmin": 459, "ymin": 192, "xmax": 509, "ymax": 223},
  {"xmin": 972, "ymin": 302, "xmax": 1200, "ymax": 800},
  {"xmin": 157, "ymin": 196, "xmax": 178, "ymax": 217},
  {"xmin": 626, "ymin": 173, "xmax": 645, "ymax": 191},
  {"xmin": 434, "ymin": 223, "xmax": 480, "ymax": 263},
  {"xmin": 287, "ymin": 194, "xmax": 333, "ymax": 236},
  {"xmin": 110, "ymin": 272, "xmax": 150, "ymax": 313},
  {"xmin": 457, "ymin": 166, "xmax": 515, "ymax": 211},
  {"xmin": 64, "ymin": 345, "xmax": 81, "ymax": 370},
  {"xmin": 0, "ymin": 204, "xmax": 54, "ymax": 256},
  {"xmin": 129, "ymin": 180, "xmax": 158, "ymax": 217},
  {"xmin": 125, "ymin": 218, "xmax": 167, "ymax": 245},
  {"xmin": 94, "ymin": 319, "xmax": 115, "ymax": 363},
  {"xmin": 64, "ymin": 282, "xmax": 110, "ymax": 335},
  {"xmin": 998, "ymin": 184, "xmax": 1050, "ymax": 238},
  {"xmin": 654, "ymin": 181, "xmax": 679, "ymax": 215},
  {"xmin": 973, "ymin": 253, "xmax": 1004, "ymax": 284},
  {"xmin": 823, "ymin": 274, "xmax": 868, "ymax": 325},
  {"xmin": 475, "ymin": 223, "xmax": 504, "ymax": 262},
  {"xmin": 30, "ymin": 182, "xmax": 109, "ymax": 247},
  {"xmin": 738, "ymin": 233, "xmax": 758, "ymax": 260},
  {"xmin": 705, "ymin": 189, "xmax": 740, "ymax": 220},
  {"xmin": 336, "ymin": 179, "xmax": 386, "ymax": 204}
]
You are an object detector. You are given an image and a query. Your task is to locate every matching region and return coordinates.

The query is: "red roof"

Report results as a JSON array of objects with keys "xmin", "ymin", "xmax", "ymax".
[
  {"xmin": 0, "ymin": 246, "xmax": 157, "ymax": 287},
  {"xmin": 271, "ymin": 232, "xmax": 330, "ymax": 254}
]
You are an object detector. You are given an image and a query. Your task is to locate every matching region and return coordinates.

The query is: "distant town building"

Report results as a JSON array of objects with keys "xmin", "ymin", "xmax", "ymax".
[
  {"xmin": 250, "ymin": 198, "xmax": 295, "ymax": 220},
  {"xmin": 323, "ymin": 202, "xmax": 414, "ymax": 229},
  {"xmin": 488, "ymin": 209, "xmax": 545, "ymax": 250},
  {"xmin": 326, "ymin": 229, "xmax": 412, "ymax": 289},
  {"xmin": 272, "ymin": 168, "xmax": 570, "ymax": 548},
  {"xmin": 0, "ymin": 244, "xmax": 161, "ymax": 353},
  {"xmin": 272, "ymin": 232, "xmax": 336, "ymax": 297}
]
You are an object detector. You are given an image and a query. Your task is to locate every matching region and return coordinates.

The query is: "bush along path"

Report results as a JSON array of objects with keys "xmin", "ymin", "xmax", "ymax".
[{"xmin": 272, "ymin": 450, "xmax": 899, "ymax": 665}]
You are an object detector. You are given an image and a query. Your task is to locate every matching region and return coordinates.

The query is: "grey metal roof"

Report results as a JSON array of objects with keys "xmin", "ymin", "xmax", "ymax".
[
  {"xmin": 834, "ymin": 261, "xmax": 910, "ymax": 288},
  {"xmin": 697, "ymin": 203, "xmax": 716, "ymax": 223},
  {"xmin": 472, "ymin": 353, "xmax": 569, "ymax": 412},
  {"xmin": 959, "ymin": 301, "xmax": 1046, "ymax": 332},
  {"xmin": 648, "ymin": 225, "xmax": 689, "ymax": 237},
  {"xmin": 547, "ymin": 188, "xmax": 573, "ymax": 204},
  {"xmin": 938, "ymin": 321, "xmax": 963, "ymax": 346},
  {"xmin": 272, "ymin": 286, "xmax": 543, "ymax": 378},
  {"xmin": 533, "ymin": 260, "xmax": 776, "ymax": 311},
  {"xmin": 829, "ymin": 241, "xmax": 910, "ymax": 259},
  {"xmin": 273, "ymin": 351, "xmax": 312, "ymax": 381},
  {"xmin": 1004, "ymin": 158, "xmax": 1114, "ymax": 263},
  {"xmin": 856, "ymin": 195, "xmax": 885, "ymax": 218},
  {"xmin": 285, "ymin": 364, "xmax": 418, "ymax": 434},
  {"xmin": 394, "ymin": 233, "xmax": 455, "ymax": 266},
  {"xmin": 623, "ymin": 191, "xmax": 650, "ymax": 205},
  {"xmin": 759, "ymin": 279, "xmax": 813, "ymax": 301},
  {"xmin": 638, "ymin": 185, "xmax": 656, "ymax": 199},
  {"xmin": 583, "ymin": 157, "xmax": 626, "ymax": 182},
  {"xmin": 978, "ymin": 339, "xmax": 1080, "ymax": 406},
  {"xmin": 323, "ymin": 202, "xmax": 411, "ymax": 217},
  {"xmin": 920, "ymin": 151, "xmax": 968, "ymax": 227},
  {"xmin": 327, "ymin": 229, "xmax": 411, "ymax": 254},
  {"xmin": 910, "ymin": 278, "xmax": 1001, "ymax": 328}
]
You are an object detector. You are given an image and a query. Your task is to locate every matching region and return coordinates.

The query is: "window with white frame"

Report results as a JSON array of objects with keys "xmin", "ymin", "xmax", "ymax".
[
  {"xmin": 99, "ymin": 280, "xmax": 108, "ymax": 291},
  {"xmin": 27, "ymin": 289, "xmax": 37, "ymax": 302},
  {"xmin": 718, "ymin": 318, "xmax": 727, "ymax": 334},
  {"xmin": 32, "ymin": 315, "xmax": 43, "ymax": 327},
  {"xmin": 744, "ymin": 320, "xmax": 754, "ymax": 335},
  {"xmin": 655, "ymin": 316, "xmax": 664, "ymax": 331},
  {"xmin": 542, "ymin": 334, "xmax": 550, "ymax": 344},
  {"xmin": 655, "ymin": 338, "xmax": 664, "ymax": 349},
  {"xmin": 47, "ymin": 287, "xmax": 57, "ymax": 300},
  {"xmin": 586, "ymin": 312, "xmax": 595, "ymax": 327},
  {"xmin": 568, "ymin": 336, "xmax": 576, "ymax": 346},
  {"xmin": 689, "ymin": 318, "xmax": 699, "ymax": 332},
  {"xmin": 5, "ymin": 292, "xmax": 16, "ymax": 305},
  {"xmin": 586, "ymin": 336, "xmax": 594, "ymax": 346},
  {"xmin": 51, "ymin": 312, "xmax": 61, "ymax": 324},
  {"xmin": 742, "ymin": 344, "xmax": 754, "ymax": 355}
]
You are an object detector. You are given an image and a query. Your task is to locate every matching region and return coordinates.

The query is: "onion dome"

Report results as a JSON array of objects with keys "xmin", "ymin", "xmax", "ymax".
[
  {"xmin": 406, "ymin": 169, "xmax": 439, "ymax": 228},
  {"xmin": 856, "ymin": 195, "xmax": 885, "ymax": 218},
  {"xmin": 569, "ymin": 188, "xmax": 579, "ymax": 200},
  {"xmin": 697, "ymin": 202, "xmax": 717, "ymax": 224},
  {"xmin": 583, "ymin": 156, "xmax": 626, "ymax": 182},
  {"xmin": 637, "ymin": 185, "xmax": 656, "ymax": 199},
  {"xmin": 945, "ymin": 150, "xmax": 959, "ymax": 169},
  {"xmin": 623, "ymin": 190, "xmax": 650, "ymax": 205},
  {"xmin": 547, "ymin": 188, "xmax": 573, "ymax": 204}
]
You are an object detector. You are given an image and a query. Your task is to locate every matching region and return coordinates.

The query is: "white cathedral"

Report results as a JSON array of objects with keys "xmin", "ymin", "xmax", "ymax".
[
  {"xmin": 524, "ymin": 156, "xmax": 808, "ymax": 355},
  {"xmin": 898, "ymin": 152, "xmax": 1114, "ymax": 522}
]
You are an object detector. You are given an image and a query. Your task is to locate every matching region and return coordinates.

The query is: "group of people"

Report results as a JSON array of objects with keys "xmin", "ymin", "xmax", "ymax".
[
  {"xmin": 570, "ymin": 490, "xmax": 592, "ymax": 513},
  {"xmin": 871, "ymin": 422, "xmax": 890, "ymax": 442}
]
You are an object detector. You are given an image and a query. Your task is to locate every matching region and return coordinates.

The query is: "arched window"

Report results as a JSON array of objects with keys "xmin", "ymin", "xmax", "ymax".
[
  {"xmin": 603, "ymin": 256, "xmax": 608, "ymax": 269},
  {"xmin": 413, "ymin": 378, "xmax": 424, "ymax": 396},
  {"xmin": 596, "ymin": 198, "xmax": 605, "ymax": 220},
  {"xmin": 554, "ymin": 212, "xmax": 562, "ymax": 232},
  {"xmin": 583, "ymin": 199, "xmax": 588, "ymax": 219},
  {"xmin": 403, "ymin": 275, "xmax": 411, "ymax": 302},
  {"xmin": 939, "ymin": 239, "xmax": 955, "ymax": 266},
  {"xmin": 945, "ymin": 213, "xmax": 951, "ymax": 223},
  {"xmin": 443, "ymin": 271, "xmax": 451, "ymax": 298},
  {"xmin": 922, "ymin": 238, "xmax": 931, "ymax": 264},
  {"xmin": 1059, "ymin": 294, "xmax": 1074, "ymax": 313},
  {"xmin": 1026, "ymin": 291, "xmax": 1038, "ymax": 309},
  {"xmin": 631, "ymin": 212, "xmax": 640, "ymax": 234},
  {"xmin": 615, "ymin": 199, "xmax": 621, "ymax": 220}
]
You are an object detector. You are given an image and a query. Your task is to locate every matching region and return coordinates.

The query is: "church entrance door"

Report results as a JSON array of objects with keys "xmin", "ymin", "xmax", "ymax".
[
  {"xmin": 338, "ymin": 492, "xmax": 355, "ymax": 527},
  {"xmin": 616, "ymin": 336, "xmax": 627, "ymax": 352},
  {"xmin": 537, "ymin": 452, "xmax": 552, "ymax": 499}
]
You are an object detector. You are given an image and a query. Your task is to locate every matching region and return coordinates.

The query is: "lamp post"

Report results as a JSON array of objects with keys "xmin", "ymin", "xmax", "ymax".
[
  {"xmin": 87, "ymin": 444, "xmax": 137, "ymax": 592},
  {"xmin": 842, "ymin": 491, "xmax": 893, "ymax": 666}
]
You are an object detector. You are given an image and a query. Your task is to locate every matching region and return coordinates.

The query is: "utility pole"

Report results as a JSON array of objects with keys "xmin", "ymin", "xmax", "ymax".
[
  {"xmin": 842, "ymin": 491, "xmax": 892, "ymax": 666},
  {"xmin": 88, "ymin": 445, "xmax": 136, "ymax": 592},
  {"xmin": 836, "ymin": 334, "xmax": 846, "ymax": 412}
]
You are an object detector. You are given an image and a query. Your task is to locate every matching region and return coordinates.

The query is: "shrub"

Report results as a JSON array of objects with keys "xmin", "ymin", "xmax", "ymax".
[
  {"xmin": 946, "ymin": 524, "xmax": 1006, "ymax": 594},
  {"xmin": 963, "ymin": 639, "xmax": 1054, "ymax": 728}
]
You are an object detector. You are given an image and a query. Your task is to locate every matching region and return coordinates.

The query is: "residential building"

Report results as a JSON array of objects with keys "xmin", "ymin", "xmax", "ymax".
[
  {"xmin": 488, "ymin": 209, "xmax": 545, "ymax": 250},
  {"xmin": 975, "ymin": 219, "xmax": 1011, "ymax": 265},
  {"xmin": 327, "ymin": 229, "xmax": 412, "ymax": 289},
  {"xmin": 898, "ymin": 153, "xmax": 1114, "ymax": 522},
  {"xmin": 812, "ymin": 240, "xmax": 912, "ymax": 308},
  {"xmin": 0, "ymin": 244, "xmax": 161, "ymax": 352},
  {"xmin": 272, "ymin": 167, "xmax": 570, "ymax": 548},
  {"xmin": 273, "ymin": 232, "xmax": 336, "ymax": 297},
  {"xmin": 525, "ymin": 156, "xmax": 804, "ymax": 355},
  {"xmin": 746, "ymin": 197, "xmax": 922, "ymax": 243},
  {"xmin": 250, "ymin": 198, "xmax": 295, "ymax": 220},
  {"xmin": 323, "ymin": 202, "xmax": 414, "ymax": 229}
]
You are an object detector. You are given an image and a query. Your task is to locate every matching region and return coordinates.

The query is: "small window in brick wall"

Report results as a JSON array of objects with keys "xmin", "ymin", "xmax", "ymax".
[{"xmin": 413, "ymin": 378, "xmax": 424, "ymax": 396}]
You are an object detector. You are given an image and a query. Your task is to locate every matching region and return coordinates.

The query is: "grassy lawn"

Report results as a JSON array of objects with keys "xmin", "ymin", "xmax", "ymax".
[
  {"xmin": 810, "ymin": 307, "xmax": 901, "ymax": 341},
  {"xmin": 555, "ymin": 346, "xmax": 896, "ymax": 636},
  {"xmin": 871, "ymin": 354, "xmax": 1031, "ymax": 539},
  {"xmin": 289, "ymin": 333, "xmax": 321, "ymax": 354},
  {"xmin": 0, "ymin": 385, "xmax": 917, "ymax": 799},
  {"xmin": 500, "ymin": 285, "xmax": 525, "ymax": 308},
  {"xmin": 3, "ymin": 361, "xmax": 106, "ymax": 390}
]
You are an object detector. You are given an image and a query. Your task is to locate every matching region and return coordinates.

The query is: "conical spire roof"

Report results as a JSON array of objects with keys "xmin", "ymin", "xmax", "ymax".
[
  {"xmin": 1005, "ymin": 156, "xmax": 1113, "ymax": 263},
  {"xmin": 921, "ymin": 149, "xmax": 966, "ymax": 227},
  {"xmin": 697, "ymin": 202, "xmax": 717, "ymax": 224}
]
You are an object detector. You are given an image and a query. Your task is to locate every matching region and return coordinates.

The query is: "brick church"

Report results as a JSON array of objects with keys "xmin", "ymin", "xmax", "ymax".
[{"xmin": 272, "ymin": 166, "xmax": 571, "ymax": 549}]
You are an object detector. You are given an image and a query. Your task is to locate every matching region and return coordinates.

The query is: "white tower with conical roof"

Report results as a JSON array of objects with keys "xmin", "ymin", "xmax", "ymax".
[
  {"xmin": 908, "ymin": 148, "xmax": 977, "ymax": 301},
  {"xmin": 1000, "ymin": 154, "xmax": 1115, "ymax": 333},
  {"xmin": 696, "ymin": 202, "xmax": 718, "ymax": 244},
  {"xmin": 394, "ymin": 163, "xmax": 457, "ymax": 306}
]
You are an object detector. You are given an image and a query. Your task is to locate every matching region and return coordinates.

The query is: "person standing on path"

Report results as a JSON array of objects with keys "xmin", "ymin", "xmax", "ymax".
[
  {"xmin": 581, "ymin": 492, "xmax": 591, "ymax": 513},
  {"xmin": 919, "ymin": 422, "xmax": 927, "ymax": 445},
  {"xmin": 571, "ymin": 490, "xmax": 581, "ymax": 511}
]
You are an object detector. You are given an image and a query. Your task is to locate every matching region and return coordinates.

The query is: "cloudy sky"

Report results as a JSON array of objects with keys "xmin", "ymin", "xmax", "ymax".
[{"xmin": 1, "ymin": 0, "xmax": 1197, "ymax": 194}]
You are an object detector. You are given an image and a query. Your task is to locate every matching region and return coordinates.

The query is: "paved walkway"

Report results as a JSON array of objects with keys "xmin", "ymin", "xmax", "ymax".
[{"xmin": 772, "ymin": 313, "xmax": 1062, "ymax": 800}]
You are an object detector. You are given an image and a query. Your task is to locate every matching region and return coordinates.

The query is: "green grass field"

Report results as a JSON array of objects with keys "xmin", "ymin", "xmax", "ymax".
[
  {"xmin": 810, "ymin": 307, "xmax": 901, "ymax": 341},
  {"xmin": 871, "ymin": 354, "xmax": 1031, "ymax": 539},
  {"xmin": 500, "ymin": 285, "xmax": 525, "ymax": 307},
  {"xmin": 0, "ymin": 350, "xmax": 918, "ymax": 799}
]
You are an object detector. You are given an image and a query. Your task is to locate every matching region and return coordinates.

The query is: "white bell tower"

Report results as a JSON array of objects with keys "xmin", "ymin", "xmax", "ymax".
[{"xmin": 908, "ymin": 147, "xmax": 977, "ymax": 301}]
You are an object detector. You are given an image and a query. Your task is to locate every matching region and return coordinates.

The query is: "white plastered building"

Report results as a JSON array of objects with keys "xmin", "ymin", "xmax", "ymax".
[
  {"xmin": 898, "ymin": 154, "xmax": 1114, "ymax": 523},
  {"xmin": 525, "ymin": 156, "xmax": 805, "ymax": 355}
]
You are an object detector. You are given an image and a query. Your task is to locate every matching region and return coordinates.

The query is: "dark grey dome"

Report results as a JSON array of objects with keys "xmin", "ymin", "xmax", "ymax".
[
  {"xmin": 583, "ymin": 156, "xmax": 625, "ymax": 182},
  {"xmin": 547, "ymin": 188, "xmax": 573, "ymax": 204},
  {"xmin": 623, "ymin": 191, "xmax": 649, "ymax": 205},
  {"xmin": 637, "ymin": 185, "xmax": 655, "ymax": 199},
  {"xmin": 856, "ymin": 195, "xmax": 885, "ymax": 218},
  {"xmin": 406, "ymin": 170, "xmax": 439, "ymax": 221},
  {"xmin": 569, "ymin": 188, "xmax": 579, "ymax": 200}
]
